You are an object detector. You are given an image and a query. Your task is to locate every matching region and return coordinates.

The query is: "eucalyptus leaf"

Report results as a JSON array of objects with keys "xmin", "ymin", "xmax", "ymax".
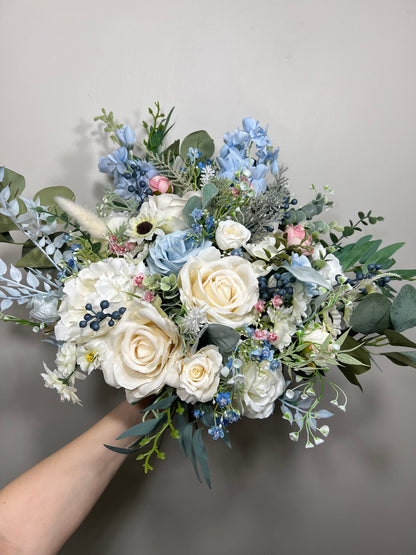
[
  {"xmin": 197, "ymin": 324, "xmax": 240, "ymax": 363},
  {"xmin": 182, "ymin": 422, "xmax": 201, "ymax": 483},
  {"xmin": 117, "ymin": 415, "xmax": 166, "ymax": 439},
  {"xmin": 390, "ymin": 285, "xmax": 416, "ymax": 332},
  {"xmin": 0, "ymin": 167, "xmax": 26, "ymax": 199},
  {"xmin": 104, "ymin": 444, "xmax": 141, "ymax": 455},
  {"xmin": 142, "ymin": 395, "xmax": 178, "ymax": 412},
  {"xmin": 0, "ymin": 230, "xmax": 15, "ymax": 242},
  {"xmin": 202, "ymin": 182, "xmax": 218, "ymax": 208},
  {"xmin": 16, "ymin": 245, "xmax": 55, "ymax": 269},
  {"xmin": 34, "ymin": 186, "xmax": 75, "ymax": 208},
  {"xmin": 350, "ymin": 293, "xmax": 392, "ymax": 334},
  {"xmin": 0, "ymin": 214, "xmax": 18, "ymax": 233},
  {"xmin": 383, "ymin": 351, "xmax": 416, "ymax": 369},
  {"xmin": 192, "ymin": 428, "xmax": 211, "ymax": 489},
  {"xmin": 176, "ymin": 410, "xmax": 188, "ymax": 456},
  {"xmin": 161, "ymin": 139, "xmax": 180, "ymax": 159},
  {"xmin": 383, "ymin": 329, "xmax": 416, "ymax": 349},
  {"xmin": 285, "ymin": 265, "xmax": 331, "ymax": 290},
  {"xmin": 180, "ymin": 130, "xmax": 215, "ymax": 160},
  {"xmin": 183, "ymin": 195, "xmax": 202, "ymax": 226}
]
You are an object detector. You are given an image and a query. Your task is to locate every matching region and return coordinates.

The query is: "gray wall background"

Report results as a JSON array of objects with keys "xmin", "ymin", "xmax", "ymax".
[{"xmin": 1, "ymin": 1, "xmax": 415, "ymax": 553}]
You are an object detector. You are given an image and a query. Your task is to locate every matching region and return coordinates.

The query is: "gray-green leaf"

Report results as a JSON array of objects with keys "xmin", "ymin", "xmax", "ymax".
[
  {"xmin": 350, "ymin": 293, "xmax": 392, "ymax": 334},
  {"xmin": 390, "ymin": 285, "xmax": 416, "ymax": 332}
]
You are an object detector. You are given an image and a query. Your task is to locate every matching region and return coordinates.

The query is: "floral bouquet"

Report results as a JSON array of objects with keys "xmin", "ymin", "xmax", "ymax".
[{"xmin": 1, "ymin": 103, "xmax": 416, "ymax": 487}]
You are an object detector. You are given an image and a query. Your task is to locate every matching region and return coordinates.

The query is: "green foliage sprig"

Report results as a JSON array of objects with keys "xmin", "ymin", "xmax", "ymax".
[
  {"xmin": 94, "ymin": 109, "xmax": 124, "ymax": 146},
  {"xmin": 329, "ymin": 210, "xmax": 384, "ymax": 249},
  {"xmin": 142, "ymin": 101, "xmax": 175, "ymax": 154}
]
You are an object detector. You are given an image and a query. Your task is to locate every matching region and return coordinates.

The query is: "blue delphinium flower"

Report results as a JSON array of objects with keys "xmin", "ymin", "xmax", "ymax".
[
  {"xmin": 187, "ymin": 147, "xmax": 201, "ymax": 163},
  {"xmin": 216, "ymin": 392, "xmax": 231, "ymax": 408},
  {"xmin": 208, "ymin": 426, "xmax": 224, "ymax": 440},
  {"xmin": 217, "ymin": 145, "xmax": 248, "ymax": 180},
  {"xmin": 247, "ymin": 163, "xmax": 268, "ymax": 194},
  {"xmin": 146, "ymin": 229, "xmax": 211, "ymax": 276},
  {"xmin": 270, "ymin": 359, "xmax": 281, "ymax": 371},
  {"xmin": 223, "ymin": 128, "xmax": 250, "ymax": 149},
  {"xmin": 258, "ymin": 146, "xmax": 280, "ymax": 174},
  {"xmin": 217, "ymin": 117, "xmax": 279, "ymax": 193},
  {"xmin": 192, "ymin": 208, "xmax": 203, "ymax": 221},
  {"xmin": 242, "ymin": 117, "xmax": 272, "ymax": 150},
  {"xmin": 98, "ymin": 147, "xmax": 128, "ymax": 182},
  {"xmin": 224, "ymin": 409, "xmax": 240, "ymax": 423},
  {"xmin": 116, "ymin": 125, "xmax": 136, "ymax": 149},
  {"xmin": 204, "ymin": 214, "xmax": 214, "ymax": 232}
]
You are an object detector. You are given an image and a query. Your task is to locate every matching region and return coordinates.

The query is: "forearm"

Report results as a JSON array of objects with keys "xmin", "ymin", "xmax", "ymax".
[{"xmin": 0, "ymin": 400, "xmax": 142, "ymax": 555}]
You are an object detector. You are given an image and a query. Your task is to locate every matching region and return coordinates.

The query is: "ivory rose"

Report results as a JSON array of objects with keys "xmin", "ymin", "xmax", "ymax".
[
  {"xmin": 178, "ymin": 247, "xmax": 258, "ymax": 328},
  {"xmin": 172, "ymin": 346, "xmax": 223, "ymax": 404},
  {"xmin": 236, "ymin": 361, "xmax": 286, "ymax": 419},
  {"xmin": 100, "ymin": 302, "xmax": 182, "ymax": 402},
  {"xmin": 149, "ymin": 191, "xmax": 203, "ymax": 233},
  {"xmin": 215, "ymin": 220, "xmax": 251, "ymax": 250}
]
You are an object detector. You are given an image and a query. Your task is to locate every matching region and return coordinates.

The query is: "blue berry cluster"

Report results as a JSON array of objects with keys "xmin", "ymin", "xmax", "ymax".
[
  {"xmin": 338, "ymin": 264, "xmax": 390, "ymax": 291},
  {"xmin": 258, "ymin": 272, "xmax": 296, "ymax": 303},
  {"xmin": 281, "ymin": 196, "xmax": 298, "ymax": 220},
  {"xmin": 98, "ymin": 146, "xmax": 157, "ymax": 205},
  {"xmin": 79, "ymin": 300, "xmax": 126, "ymax": 331}
]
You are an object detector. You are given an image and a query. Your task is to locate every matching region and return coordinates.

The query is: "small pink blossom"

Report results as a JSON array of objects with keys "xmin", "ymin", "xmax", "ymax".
[
  {"xmin": 254, "ymin": 329, "xmax": 268, "ymax": 341},
  {"xmin": 254, "ymin": 300, "xmax": 266, "ymax": 313},
  {"xmin": 267, "ymin": 331, "xmax": 278, "ymax": 342},
  {"xmin": 109, "ymin": 236, "xmax": 135, "ymax": 256},
  {"xmin": 230, "ymin": 187, "xmax": 239, "ymax": 198},
  {"xmin": 133, "ymin": 273, "xmax": 145, "ymax": 288},
  {"xmin": 285, "ymin": 224, "xmax": 313, "ymax": 254},
  {"xmin": 143, "ymin": 290, "xmax": 155, "ymax": 303},
  {"xmin": 272, "ymin": 295, "xmax": 283, "ymax": 308},
  {"xmin": 149, "ymin": 175, "xmax": 173, "ymax": 194}
]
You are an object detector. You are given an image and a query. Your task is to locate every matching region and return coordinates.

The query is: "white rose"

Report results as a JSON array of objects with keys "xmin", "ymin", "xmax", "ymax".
[
  {"xmin": 100, "ymin": 302, "xmax": 182, "ymax": 402},
  {"xmin": 236, "ymin": 362, "xmax": 285, "ymax": 419},
  {"xmin": 245, "ymin": 236, "xmax": 282, "ymax": 260},
  {"xmin": 55, "ymin": 257, "xmax": 146, "ymax": 344},
  {"xmin": 149, "ymin": 191, "xmax": 203, "ymax": 233},
  {"xmin": 178, "ymin": 247, "xmax": 258, "ymax": 328},
  {"xmin": 172, "ymin": 346, "xmax": 222, "ymax": 404},
  {"xmin": 104, "ymin": 212, "xmax": 130, "ymax": 234},
  {"xmin": 302, "ymin": 323, "xmax": 332, "ymax": 354},
  {"xmin": 215, "ymin": 220, "xmax": 251, "ymax": 250},
  {"xmin": 311, "ymin": 243, "xmax": 344, "ymax": 285}
]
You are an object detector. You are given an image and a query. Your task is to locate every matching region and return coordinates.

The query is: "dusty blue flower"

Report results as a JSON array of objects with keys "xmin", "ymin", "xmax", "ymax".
[
  {"xmin": 98, "ymin": 147, "xmax": 128, "ymax": 179},
  {"xmin": 208, "ymin": 426, "xmax": 224, "ymax": 440},
  {"xmin": 116, "ymin": 125, "xmax": 136, "ymax": 149},
  {"xmin": 146, "ymin": 230, "xmax": 211, "ymax": 276},
  {"xmin": 217, "ymin": 145, "xmax": 248, "ymax": 179}
]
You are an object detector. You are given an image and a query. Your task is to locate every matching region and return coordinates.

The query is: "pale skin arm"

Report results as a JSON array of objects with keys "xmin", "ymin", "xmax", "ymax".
[{"xmin": 0, "ymin": 400, "xmax": 143, "ymax": 555}]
